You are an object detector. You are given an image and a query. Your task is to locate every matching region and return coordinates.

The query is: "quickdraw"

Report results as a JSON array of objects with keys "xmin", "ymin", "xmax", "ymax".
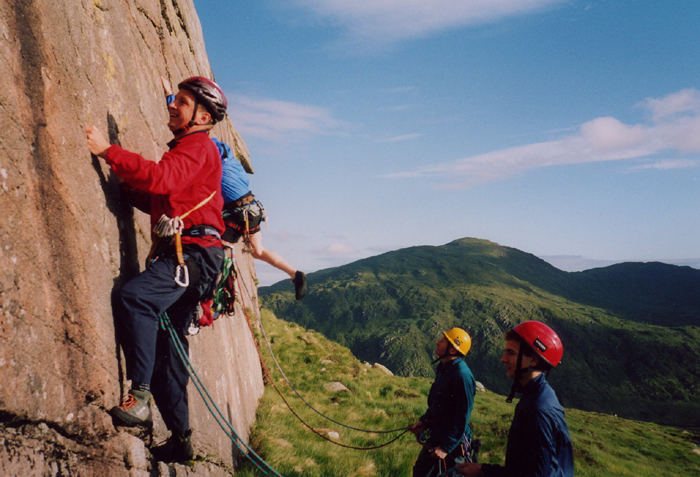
[
  {"xmin": 240, "ymin": 200, "xmax": 267, "ymax": 254},
  {"xmin": 211, "ymin": 245, "xmax": 237, "ymax": 317},
  {"xmin": 242, "ymin": 207, "xmax": 253, "ymax": 253}
]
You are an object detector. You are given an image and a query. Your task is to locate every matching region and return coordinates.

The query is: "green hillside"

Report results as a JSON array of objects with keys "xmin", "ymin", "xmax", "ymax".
[
  {"xmin": 237, "ymin": 310, "xmax": 700, "ymax": 477},
  {"xmin": 259, "ymin": 238, "xmax": 700, "ymax": 428}
]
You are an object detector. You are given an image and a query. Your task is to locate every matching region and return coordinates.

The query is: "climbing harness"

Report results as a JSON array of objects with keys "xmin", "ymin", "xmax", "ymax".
[
  {"xmin": 225, "ymin": 199, "xmax": 267, "ymax": 254},
  {"xmin": 233, "ymin": 260, "xmax": 413, "ymax": 449},
  {"xmin": 159, "ymin": 312, "xmax": 284, "ymax": 477},
  {"xmin": 148, "ymin": 190, "xmax": 217, "ymax": 288},
  {"xmin": 185, "ymin": 245, "xmax": 237, "ymax": 336}
]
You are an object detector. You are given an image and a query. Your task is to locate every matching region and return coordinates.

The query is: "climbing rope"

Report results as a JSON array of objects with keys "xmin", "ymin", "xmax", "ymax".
[
  {"xmin": 159, "ymin": 312, "xmax": 284, "ymax": 477},
  {"xmin": 233, "ymin": 261, "xmax": 413, "ymax": 449}
]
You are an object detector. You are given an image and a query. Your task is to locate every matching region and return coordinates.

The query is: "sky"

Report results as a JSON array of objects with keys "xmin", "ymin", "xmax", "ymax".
[{"xmin": 193, "ymin": 0, "xmax": 700, "ymax": 286}]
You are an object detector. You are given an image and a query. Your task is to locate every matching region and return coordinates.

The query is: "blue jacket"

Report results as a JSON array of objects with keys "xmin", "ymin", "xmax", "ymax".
[
  {"xmin": 213, "ymin": 137, "xmax": 250, "ymax": 204},
  {"xmin": 482, "ymin": 374, "xmax": 574, "ymax": 477},
  {"xmin": 421, "ymin": 357, "xmax": 476, "ymax": 453}
]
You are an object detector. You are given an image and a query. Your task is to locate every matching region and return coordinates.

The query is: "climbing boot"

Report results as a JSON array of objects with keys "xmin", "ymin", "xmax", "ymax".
[
  {"xmin": 110, "ymin": 390, "xmax": 152, "ymax": 427},
  {"xmin": 293, "ymin": 271, "xmax": 307, "ymax": 300},
  {"xmin": 151, "ymin": 429, "xmax": 194, "ymax": 463}
]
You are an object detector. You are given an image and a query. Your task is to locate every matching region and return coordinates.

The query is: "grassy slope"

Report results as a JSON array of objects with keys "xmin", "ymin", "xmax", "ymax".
[
  {"xmin": 235, "ymin": 310, "xmax": 700, "ymax": 477},
  {"xmin": 259, "ymin": 238, "xmax": 700, "ymax": 427}
]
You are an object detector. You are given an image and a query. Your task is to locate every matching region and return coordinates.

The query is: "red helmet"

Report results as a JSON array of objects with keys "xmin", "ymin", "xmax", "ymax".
[
  {"xmin": 512, "ymin": 321, "xmax": 563, "ymax": 367},
  {"xmin": 178, "ymin": 76, "xmax": 227, "ymax": 122}
]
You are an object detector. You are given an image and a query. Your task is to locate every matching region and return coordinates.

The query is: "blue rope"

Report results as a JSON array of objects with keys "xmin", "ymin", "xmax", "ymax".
[{"xmin": 159, "ymin": 312, "xmax": 284, "ymax": 477}]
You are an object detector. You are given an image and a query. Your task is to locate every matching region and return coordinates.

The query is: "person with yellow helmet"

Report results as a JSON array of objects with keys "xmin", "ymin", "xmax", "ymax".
[
  {"xmin": 410, "ymin": 327, "xmax": 477, "ymax": 476},
  {"xmin": 454, "ymin": 321, "xmax": 574, "ymax": 477}
]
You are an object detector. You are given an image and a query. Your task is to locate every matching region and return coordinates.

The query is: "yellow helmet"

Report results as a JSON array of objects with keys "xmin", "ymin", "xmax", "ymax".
[{"xmin": 444, "ymin": 328, "xmax": 471, "ymax": 356}]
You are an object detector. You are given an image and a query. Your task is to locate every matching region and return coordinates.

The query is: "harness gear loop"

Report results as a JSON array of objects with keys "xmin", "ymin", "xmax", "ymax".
[
  {"xmin": 147, "ymin": 191, "xmax": 217, "ymax": 286},
  {"xmin": 173, "ymin": 229, "xmax": 189, "ymax": 287},
  {"xmin": 242, "ymin": 207, "xmax": 253, "ymax": 253}
]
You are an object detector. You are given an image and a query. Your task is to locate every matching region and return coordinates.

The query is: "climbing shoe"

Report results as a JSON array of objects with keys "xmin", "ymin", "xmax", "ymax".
[
  {"xmin": 110, "ymin": 390, "xmax": 152, "ymax": 427},
  {"xmin": 151, "ymin": 429, "xmax": 194, "ymax": 463},
  {"xmin": 293, "ymin": 271, "xmax": 307, "ymax": 300}
]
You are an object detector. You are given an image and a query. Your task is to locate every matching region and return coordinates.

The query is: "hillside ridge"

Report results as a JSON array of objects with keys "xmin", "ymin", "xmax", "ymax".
[{"xmin": 260, "ymin": 237, "xmax": 700, "ymax": 428}]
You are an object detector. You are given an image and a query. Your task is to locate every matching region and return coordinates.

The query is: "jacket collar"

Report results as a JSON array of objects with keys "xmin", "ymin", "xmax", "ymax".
[
  {"xmin": 521, "ymin": 372, "xmax": 546, "ymax": 395},
  {"xmin": 438, "ymin": 356, "xmax": 464, "ymax": 371},
  {"xmin": 167, "ymin": 130, "xmax": 208, "ymax": 149}
]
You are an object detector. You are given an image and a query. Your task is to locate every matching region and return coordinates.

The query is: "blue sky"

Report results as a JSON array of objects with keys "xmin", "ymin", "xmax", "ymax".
[{"xmin": 193, "ymin": 0, "xmax": 700, "ymax": 286}]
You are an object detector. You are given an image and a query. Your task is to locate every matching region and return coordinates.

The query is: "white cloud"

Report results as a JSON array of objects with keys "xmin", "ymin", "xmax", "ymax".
[
  {"xmin": 579, "ymin": 117, "xmax": 649, "ymax": 153},
  {"xmin": 269, "ymin": 230, "xmax": 307, "ymax": 242},
  {"xmin": 287, "ymin": 0, "xmax": 565, "ymax": 46},
  {"xmin": 375, "ymin": 133, "xmax": 423, "ymax": 143},
  {"xmin": 229, "ymin": 94, "xmax": 347, "ymax": 142},
  {"xmin": 627, "ymin": 159, "xmax": 700, "ymax": 171},
  {"xmin": 385, "ymin": 88, "xmax": 700, "ymax": 189},
  {"xmin": 640, "ymin": 88, "xmax": 700, "ymax": 122},
  {"xmin": 313, "ymin": 242, "xmax": 359, "ymax": 257}
]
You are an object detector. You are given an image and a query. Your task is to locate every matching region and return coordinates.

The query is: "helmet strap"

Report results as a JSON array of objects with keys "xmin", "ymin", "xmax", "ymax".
[
  {"xmin": 506, "ymin": 347, "xmax": 524, "ymax": 403},
  {"xmin": 172, "ymin": 98, "xmax": 200, "ymax": 136},
  {"xmin": 432, "ymin": 344, "xmax": 458, "ymax": 364}
]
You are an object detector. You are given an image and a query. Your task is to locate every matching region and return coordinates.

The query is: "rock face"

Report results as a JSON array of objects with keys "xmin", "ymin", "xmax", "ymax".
[{"xmin": 0, "ymin": 1, "xmax": 263, "ymax": 475}]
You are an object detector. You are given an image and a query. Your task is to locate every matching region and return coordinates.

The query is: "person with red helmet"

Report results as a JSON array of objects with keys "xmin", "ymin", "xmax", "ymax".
[
  {"xmin": 86, "ymin": 75, "xmax": 229, "ymax": 463},
  {"xmin": 410, "ymin": 328, "xmax": 478, "ymax": 477},
  {"xmin": 454, "ymin": 321, "xmax": 574, "ymax": 477}
]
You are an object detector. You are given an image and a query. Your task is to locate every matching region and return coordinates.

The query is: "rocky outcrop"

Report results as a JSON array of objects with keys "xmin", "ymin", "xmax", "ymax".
[{"xmin": 1, "ymin": 1, "xmax": 263, "ymax": 475}]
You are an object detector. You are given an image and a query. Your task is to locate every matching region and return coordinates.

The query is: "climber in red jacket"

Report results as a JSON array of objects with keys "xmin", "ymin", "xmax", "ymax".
[{"xmin": 87, "ymin": 76, "xmax": 227, "ymax": 463}]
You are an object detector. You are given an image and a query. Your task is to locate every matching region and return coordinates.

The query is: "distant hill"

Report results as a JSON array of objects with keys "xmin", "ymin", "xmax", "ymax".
[{"xmin": 260, "ymin": 238, "xmax": 700, "ymax": 427}]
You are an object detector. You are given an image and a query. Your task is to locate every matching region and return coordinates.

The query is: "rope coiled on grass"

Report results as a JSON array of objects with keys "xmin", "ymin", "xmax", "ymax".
[{"xmin": 234, "ymin": 261, "xmax": 413, "ymax": 450}]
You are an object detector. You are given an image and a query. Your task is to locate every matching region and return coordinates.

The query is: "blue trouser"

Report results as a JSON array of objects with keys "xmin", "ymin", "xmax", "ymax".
[{"xmin": 117, "ymin": 243, "xmax": 224, "ymax": 434}]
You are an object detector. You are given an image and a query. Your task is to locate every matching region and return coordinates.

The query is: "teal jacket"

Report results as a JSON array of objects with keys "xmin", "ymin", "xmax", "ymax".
[{"xmin": 421, "ymin": 357, "xmax": 476, "ymax": 453}]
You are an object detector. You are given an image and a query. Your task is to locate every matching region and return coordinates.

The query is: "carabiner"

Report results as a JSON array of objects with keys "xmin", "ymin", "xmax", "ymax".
[{"xmin": 175, "ymin": 264, "xmax": 190, "ymax": 287}]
